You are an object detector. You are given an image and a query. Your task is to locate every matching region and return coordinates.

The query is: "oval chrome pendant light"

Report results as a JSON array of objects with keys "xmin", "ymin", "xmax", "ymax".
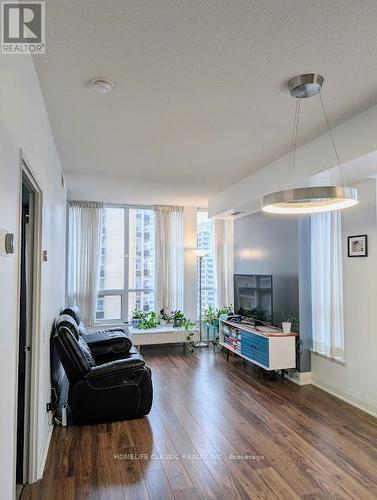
[{"xmin": 262, "ymin": 74, "xmax": 358, "ymax": 214}]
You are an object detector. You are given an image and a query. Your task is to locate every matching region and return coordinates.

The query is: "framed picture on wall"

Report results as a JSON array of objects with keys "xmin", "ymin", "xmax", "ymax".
[{"xmin": 348, "ymin": 234, "xmax": 368, "ymax": 257}]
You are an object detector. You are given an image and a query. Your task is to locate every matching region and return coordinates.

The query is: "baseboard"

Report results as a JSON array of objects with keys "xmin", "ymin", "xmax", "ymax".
[
  {"xmin": 311, "ymin": 375, "xmax": 377, "ymax": 418},
  {"xmin": 38, "ymin": 424, "xmax": 53, "ymax": 480},
  {"xmin": 285, "ymin": 371, "xmax": 312, "ymax": 385}
]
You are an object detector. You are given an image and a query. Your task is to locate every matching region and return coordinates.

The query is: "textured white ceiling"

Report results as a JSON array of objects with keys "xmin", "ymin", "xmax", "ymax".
[{"xmin": 35, "ymin": 0, "xmax": 377, "ymax": 205}]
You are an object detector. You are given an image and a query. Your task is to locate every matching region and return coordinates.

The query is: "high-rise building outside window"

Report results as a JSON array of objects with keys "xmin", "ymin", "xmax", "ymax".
[
  {"xmin": 196, "ymin": 210, "xmax": 216, "ymax": 315},
  {"xmin": 96, "ymin": 206, "xmax": 155, "ymax": 322}
]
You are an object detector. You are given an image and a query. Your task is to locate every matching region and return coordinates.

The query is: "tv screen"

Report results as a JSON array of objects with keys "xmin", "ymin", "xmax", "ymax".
[{"xmin": 234, "ymin": 274, "xmax": 273, "ymax": 324}]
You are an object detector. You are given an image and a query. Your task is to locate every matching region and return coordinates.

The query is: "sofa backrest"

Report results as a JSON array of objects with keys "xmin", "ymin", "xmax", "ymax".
[
  {"xmin": 61, "ymin": 305, "xmax": 81, "ymax": 326},
  {"xmin": 53, "ymin": 314, "xmax": 95, "ymax": 383},
  {"xmin": 61, "ymin": 304, "xmax": 92, "ymax": 336}
]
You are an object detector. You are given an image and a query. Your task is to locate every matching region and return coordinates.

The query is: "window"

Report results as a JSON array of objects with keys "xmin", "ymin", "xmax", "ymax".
[
  {"xmin": 311, "ymin": 211, "xmax": 344, "ymax": 360},
  {"xmin": 96, "ymin": 206, "xmax": 155, "ymax": 322},
  {"xmin": 197, "ymin": 210, "xmax": 216, "ymax": 315}
]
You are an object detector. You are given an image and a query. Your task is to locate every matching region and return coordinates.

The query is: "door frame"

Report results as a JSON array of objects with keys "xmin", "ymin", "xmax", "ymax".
[{"xmin": 15, "ymin": 149, "xmax": 43, "ymax": 489}]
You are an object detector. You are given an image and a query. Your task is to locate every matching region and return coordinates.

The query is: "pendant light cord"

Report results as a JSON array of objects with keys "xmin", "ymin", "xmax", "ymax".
[
  {"xmin": 318, "ymin": 92, "xmax": 347, "ymax": 187},
  {"xmin": 288, "ymin": 97, "xmax": 300, "ymax": 190}
]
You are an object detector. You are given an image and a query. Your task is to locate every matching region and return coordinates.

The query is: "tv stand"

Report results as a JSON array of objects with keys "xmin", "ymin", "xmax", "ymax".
[{"xmin": 219, "ymin": 319, "xmax": 297, "ymax": 371}]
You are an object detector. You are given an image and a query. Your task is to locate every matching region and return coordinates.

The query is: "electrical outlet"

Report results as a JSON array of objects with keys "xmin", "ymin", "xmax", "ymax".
[{"xmin": 46, "ymin": 402, "xmax": 52, "ymax": 412}]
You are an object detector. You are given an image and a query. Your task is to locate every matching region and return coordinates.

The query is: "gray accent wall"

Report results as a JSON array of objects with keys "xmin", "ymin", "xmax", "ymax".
[
  {"xmin": 234, "ymin": 211, "xmax": 311, "ymax": 373},
  {"xmin": 234, "ymin": 211, "xmax": 300, "ymax": 325}
]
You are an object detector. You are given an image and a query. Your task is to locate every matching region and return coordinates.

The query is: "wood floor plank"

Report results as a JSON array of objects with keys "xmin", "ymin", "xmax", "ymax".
[
  {"xmin": 143, "ymin": 468, "xmax": 175, "ymax": 500},
  {"xmin": 22, "ymin": 346, "xmax": 377, "ymax": 500},
  {"xmin": 193, "ymin": 358, "xmax": 374, "ymax": 498}
]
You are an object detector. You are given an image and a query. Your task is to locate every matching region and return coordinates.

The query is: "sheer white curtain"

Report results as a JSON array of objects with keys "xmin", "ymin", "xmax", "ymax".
[
  {"xmin": 67, "ymin": 201, "xmax": 103, "ymax": 325},
  {"xmin": 213, "ymin": 218, "xmax": 234, "ymax": 308},
  {"xmin": 154, "ymin": 205, "xmax": 184, "ymax": 312},
  {"xmin": 311, "ymin": 211, "xmax": 344, "ymax": 360}
]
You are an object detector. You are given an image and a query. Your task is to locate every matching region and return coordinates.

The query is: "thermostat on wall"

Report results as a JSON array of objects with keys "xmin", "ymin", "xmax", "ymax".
[{"xmin": 0, "ymin": 230, "xmax": 15, "ymax": 256}]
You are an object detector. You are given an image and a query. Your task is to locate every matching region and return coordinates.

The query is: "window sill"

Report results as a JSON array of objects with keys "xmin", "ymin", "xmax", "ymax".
[{"xmin": 311, "ymin": 350, "xmax": 346, "ymax": 366}]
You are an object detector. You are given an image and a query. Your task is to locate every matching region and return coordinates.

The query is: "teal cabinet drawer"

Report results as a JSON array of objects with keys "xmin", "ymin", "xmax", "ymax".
[
  {"xmin": 241, "ymin": 330, "xmax": 268, "ymax": 346},
  {"xmin": 241, "ymin": 344, "xmax": 256, "ymax": 360},
  {"xmin": 241, "ymin": 330, "xmax": 270, "ymax": 367}
]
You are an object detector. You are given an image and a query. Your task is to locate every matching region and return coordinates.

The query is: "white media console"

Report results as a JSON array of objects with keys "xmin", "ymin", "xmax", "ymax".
[{"xmin": 219, "ymin": 319, "xmax": 297, "ymax": 371}]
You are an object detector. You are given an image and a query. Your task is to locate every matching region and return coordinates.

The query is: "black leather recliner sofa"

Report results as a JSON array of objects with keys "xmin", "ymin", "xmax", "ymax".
[
  {"xmin": 53, "ymin": 314, "xmax": 153, "ymax": 423},
  {"xmin": 61, "ymin": 305, "xmax": 131, "ymax": 361}
]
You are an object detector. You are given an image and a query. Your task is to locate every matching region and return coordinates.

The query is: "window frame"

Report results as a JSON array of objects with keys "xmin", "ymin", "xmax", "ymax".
[{"xmin": 96, "ymin": 204, "xmax": 155, "ymax": 324}]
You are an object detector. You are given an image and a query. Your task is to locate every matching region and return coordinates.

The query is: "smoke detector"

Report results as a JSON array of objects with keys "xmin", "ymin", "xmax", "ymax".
[{"xmin": 92, "ymin": 78, "xmax": 114, "ymax": 94}]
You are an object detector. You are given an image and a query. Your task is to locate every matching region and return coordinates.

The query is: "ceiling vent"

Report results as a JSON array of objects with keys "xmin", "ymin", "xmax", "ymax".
[{"xmin": 229, "ymin": 210, "xmax": 245, "ymax": 217}]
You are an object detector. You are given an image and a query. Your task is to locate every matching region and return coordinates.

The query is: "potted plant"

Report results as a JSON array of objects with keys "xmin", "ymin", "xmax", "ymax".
[
  {"xmin": 281, "ymin": 318, "xmax": 292, "ymax": 333},
  {"xmin": 202, "ymin": 305, "xmax": 218, "ymax": 326},
  {"xmin": 139, "ymin": 311, "xmax": 159, "ymax": 330},
  {"xmin": 131, "ymin": 308, "xmax": 145, "ymax": 329},
  {"xmin": 203, "ymin": 305, "xmax": 233, "ymax": 343},
  {"xmin": 217, "ymin": 306, "xmax": 233, "ymax": 323},
  {"xmin": 172, "ymin": 310, "xmax": 185, "ymax": 328},
  {"xmin": 159, "ymin": 308, "xmax": 173, "ymax": 326},
  {"xmin": 281, "ymin": 317, "xmax": 299, "ymax": 333},
  {"xmin": 280, "ymin": 307, "xmax": 299, "ymax": 334}
]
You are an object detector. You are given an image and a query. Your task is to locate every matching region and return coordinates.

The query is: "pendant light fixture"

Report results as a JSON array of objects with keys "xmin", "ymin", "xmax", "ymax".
[{"xmin": 262, "ymin": 74, "xmax": 358, "ymax": 214}]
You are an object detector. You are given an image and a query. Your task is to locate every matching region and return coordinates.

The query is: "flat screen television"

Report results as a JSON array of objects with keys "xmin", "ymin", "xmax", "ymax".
[{"xmin": 234, "ymin": 274, "xmax": 273, "ymax": 324}]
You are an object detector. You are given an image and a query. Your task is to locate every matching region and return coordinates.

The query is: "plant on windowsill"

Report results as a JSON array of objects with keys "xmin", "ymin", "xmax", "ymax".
[
  {"xmin": 159, "ymin": 308, "xmax": 173, "ymax": 326},
  {"xmin": 131, "ymin": 308, "xmax": 145, "ymax": 329},
  {"xmin": 172, "ymin": 310, "xmax": 185, "ymax": 328},
  {"xmin": 139, "ymin": 311, "xmax": 159, "ymax": 330}
]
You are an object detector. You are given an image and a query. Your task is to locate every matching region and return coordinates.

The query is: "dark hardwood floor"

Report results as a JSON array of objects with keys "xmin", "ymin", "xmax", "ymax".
[{"xmin": 23, "ymin": 346, "xmax": 377, "ymax": 499}]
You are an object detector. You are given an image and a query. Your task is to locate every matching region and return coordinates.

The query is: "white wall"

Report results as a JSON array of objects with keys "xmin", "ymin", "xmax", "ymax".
[
  {"xmin": 67, "ymin": 173, "xmax": 208, "ymax": 208},
  {"xmin": 0, "ymin": 56, "xmax": 66, "ymax": 499},
  {"xmin": 311, "ymin": 179, "xmax": 377, "ymax": 416}
]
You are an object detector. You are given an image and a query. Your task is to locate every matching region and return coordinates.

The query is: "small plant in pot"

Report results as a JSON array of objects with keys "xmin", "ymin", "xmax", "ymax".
[
  {"xmin": 202, "ymin": 305, "xmax": 218, "ymax": 327},
  {"xmin": 202, "ymin": 305, "xmax": 233, "ymax": 345},
  {"xmin": 139, "ymin": 310, "xmax": 159, "ymax": 330},
  {"xmin": 172, "ymin": 310, "xmax": 185, "ymax": 328},
  {"xmin": 159, "ymin": 308, "xmax": 173, "ymax": 326},
  {"xmin": 280, "ymin": 307, "xmax": 299, "ymax": 333},
  {"xmin": 131, "ymin": 308, "xmax": 145, "ymax": 329},
  {"xmin": 281, "ymin": 319, "xmax": 292, "ymax": 333},
  {"xmin": 281, "ymin": 317, "xmax": 299, "ymax": 334}
]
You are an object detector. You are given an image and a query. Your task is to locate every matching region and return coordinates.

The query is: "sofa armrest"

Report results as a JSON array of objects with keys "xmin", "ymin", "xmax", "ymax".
[
  {"xmin": 89, "ymin": 327, "xmax": 128, "ymax": 336},
  {"xmin": 84, "ymin": 331, "xmax": 128, "ymax": 346},
  {"xmin": 84, "ymin": 331, "xmax": 133, "ymax": 359},
  {"xmin": 85, "ymin": 356, "xmax": 145, "ymax": 379}
]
